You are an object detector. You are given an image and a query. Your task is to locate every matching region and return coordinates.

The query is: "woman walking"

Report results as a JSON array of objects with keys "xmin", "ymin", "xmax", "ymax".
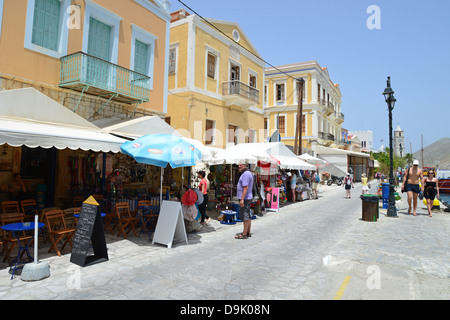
[
  {"xmin": 361, "ymin": 173, "xmax": 369, "ymax": 195},
  {"xmin": 422, "ymin": 169, "xmax": 439, "ymax": 217},
  {"xmin": 343, "ymin": 173, "xmax": 354, "ymax": 199},
  {"xmin": 198, "ymin": 171, "xmax": 210, "ymax": 225}
]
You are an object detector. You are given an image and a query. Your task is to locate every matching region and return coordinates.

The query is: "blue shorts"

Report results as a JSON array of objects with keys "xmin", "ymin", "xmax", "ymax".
[{"xmin": 406, "ymin": 184, "xmax": 420, "ymax": 194}]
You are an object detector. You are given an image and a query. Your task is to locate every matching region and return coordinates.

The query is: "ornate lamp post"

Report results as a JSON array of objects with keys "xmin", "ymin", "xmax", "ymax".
[{"xmin": 383, "ymin": 76, "xmax": 398, "ymax": 217}]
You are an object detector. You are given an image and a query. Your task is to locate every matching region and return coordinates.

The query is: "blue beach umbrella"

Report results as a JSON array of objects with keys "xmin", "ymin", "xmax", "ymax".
[
  {"xmin": 121, "ymin": 134, "xmax": 202, "ymax": 205},
  {"xmin": 120, "ymin": 134, "xmax": 202, "ymax": 168}
]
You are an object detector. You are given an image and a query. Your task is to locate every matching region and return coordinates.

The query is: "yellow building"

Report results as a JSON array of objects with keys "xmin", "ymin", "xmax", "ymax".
[
  {"xmin": 167, "ymin": 10, "xmax": 265, "ymax": 149},
  {"xmin": 264, "ymin": 61, "xmax": 344, "ymax": 155}
]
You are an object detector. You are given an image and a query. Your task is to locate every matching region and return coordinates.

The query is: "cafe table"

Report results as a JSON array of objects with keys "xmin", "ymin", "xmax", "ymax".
[{"xmin": 1, "ymin": 222, "xmax": 45, "ymax": 279}]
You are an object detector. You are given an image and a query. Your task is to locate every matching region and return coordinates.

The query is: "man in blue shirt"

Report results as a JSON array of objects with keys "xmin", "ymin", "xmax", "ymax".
[{"xmin": 235, "ymin": 163, "xmax": 253, "ymax": 239}]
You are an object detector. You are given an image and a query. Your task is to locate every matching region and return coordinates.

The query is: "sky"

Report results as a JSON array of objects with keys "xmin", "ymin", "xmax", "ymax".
[{"xmin": 168, "ymin": 0, "xmax": 450, "ymax": 154}]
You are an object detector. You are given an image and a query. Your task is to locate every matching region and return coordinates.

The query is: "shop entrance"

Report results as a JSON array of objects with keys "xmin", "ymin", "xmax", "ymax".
[{"xmin": 20, "ymin": 146, "xmax": 57, "ymax": 207}]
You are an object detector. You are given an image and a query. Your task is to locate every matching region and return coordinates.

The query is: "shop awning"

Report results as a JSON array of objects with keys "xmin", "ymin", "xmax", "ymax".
[
  {"xmin": 0, "ymin": 88, "xmax": 126, "ymax": 152},
  {"xmin": 96, "ymin": 116, "xmax": 218, "ymax": 162},
  {"xmin": 209, "ymin": 142, "xmax": 315, "ymax": 170},
  {"xmin": 95, "ymin": 116, "xmax": 183, "ymax": 139}
]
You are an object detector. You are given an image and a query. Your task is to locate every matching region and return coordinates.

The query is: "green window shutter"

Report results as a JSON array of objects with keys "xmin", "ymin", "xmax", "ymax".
[
  {"xmin": 134, "ymin": 40, "xmax": 149, "ymax": 75},
  {"xmin": 32, "ymin": 0, "xmax": 61, "ymax": 51},
  {"xmin": 88, "ymin": 18, "xmax": 111, "ymax": 61}
]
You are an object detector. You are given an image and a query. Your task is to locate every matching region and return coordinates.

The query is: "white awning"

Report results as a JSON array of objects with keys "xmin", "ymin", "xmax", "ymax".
[
  {"xmin": 96, "ymin": 116, "xmax": 218, "ymax": 162},
  {"xmin": 208, "ymin": 142, "xmax": 315, "ymax": 170},
  {"xmin": 0, "ymin": 88, "xmax": 126, "ymax": 152}
]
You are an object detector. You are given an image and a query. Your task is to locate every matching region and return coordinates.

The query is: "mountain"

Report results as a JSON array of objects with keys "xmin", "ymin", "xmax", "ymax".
[{"xmin": 413, "ymin": 137, "xmax": 450, "ymax": 169}]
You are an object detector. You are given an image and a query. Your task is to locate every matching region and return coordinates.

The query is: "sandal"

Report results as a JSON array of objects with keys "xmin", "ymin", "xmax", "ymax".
[{"xmin": 235, "ymin": 233, "xmax": 248, "ymax": 239}]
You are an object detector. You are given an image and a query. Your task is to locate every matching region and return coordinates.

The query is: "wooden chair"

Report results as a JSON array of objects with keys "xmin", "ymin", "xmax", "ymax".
[
  {"xmin": 72, "ymin": 195, "xmax": 84, "ymax": 208},
  {"xmin": 0, "ymin": 213, "xmax": 33, "ymax": 265},
  {"xmin": 63, "ymin": 207, "xmax": 79, "ymax": 228},
  {"xmin": 115, "ymin": 202, "xmax": 138, "ymax": 239},
  {"xmin": 44, "ymin": 209, "xmax": 76, "ymax": 257},
  {"xmin": 136, "ymin": 200, "xmax": 158, "ymax": 237},
  {"xmin": 1, "ymin": 201, "xmax": 20, "ymax": 214},
  {"xmin": 20, "ymin": 199, "xmax": 38, "ymax": 221}
]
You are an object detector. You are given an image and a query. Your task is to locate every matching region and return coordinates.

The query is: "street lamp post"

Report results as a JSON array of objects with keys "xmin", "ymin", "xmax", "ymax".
[{"xmin": 383, "ymin": 76, "xmax": 398, "ymax": 218}]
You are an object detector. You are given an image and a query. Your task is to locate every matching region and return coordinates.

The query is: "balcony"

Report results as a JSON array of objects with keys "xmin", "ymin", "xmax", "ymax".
[
  {"xmin": 336, "ymin": 112, "xmax": 345, "ymax": 124},
  {"xmin": 59, "ymin": 52, "xmax": 151, "ymax": 104},
  {"xmin": 222, "ymin": 80, "xmax": 259, "ymax": 109}
]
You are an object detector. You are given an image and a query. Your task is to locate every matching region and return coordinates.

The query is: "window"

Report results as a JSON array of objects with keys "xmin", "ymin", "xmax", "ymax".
[
  {"xmin": 134, "ymin": 40, "xmax": 149, "ymax": 75},
  {"xmin": 169, "ymin": 47, "xmax": 177, "ymax": 75},
  {"xmin": 248, "ymin": 129, "xmax": 256, "ymax": 143},
  {"xmin": 82, "ymin": 0, "xmax": 123, "ymax": 64},
  {"xmin": 32, "ymin": 0, "xmax": 61, "ymax": 51},
  {"xmin": 228, "ymin": 125, "xmax": 238, "ymax": 144},
  {"xmin": 205, "ymin": 120, "xmax": 215, "ymax": 145},
  {"xmin": 276, "ymin": 83, "xmax": 285, "ymax": 102},
  {"xmin": 264, "ymin": 85, "xmax": 267, "ymax": 105},
  {"xmin": 24, "ymin": 0, "xmax": 70, "ymax": 58},
  {"xmin": 207, "ymin": 53, "xmax": 216, "ymax": 79},
  {"xmin": 249, "ymin": 75, "xmax": 257, "ymax": 88},
  {"xmin": 130, "ymin": 24, "xmax": 157, "ymax": 87},
  {"xmin": 277, "ymin": 115, "xmax": 285, "ymax": 134}
]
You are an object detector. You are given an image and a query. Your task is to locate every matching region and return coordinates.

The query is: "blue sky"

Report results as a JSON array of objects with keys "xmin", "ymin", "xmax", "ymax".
[{"xmin": 169, "ymin": 0, "xmax": 450, "ymax": 154}]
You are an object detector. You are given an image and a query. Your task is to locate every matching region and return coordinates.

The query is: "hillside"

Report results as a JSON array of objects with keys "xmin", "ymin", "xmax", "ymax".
[{"xmin": 413, "ymin": 137, "xmax": 450, "ymax": 169}]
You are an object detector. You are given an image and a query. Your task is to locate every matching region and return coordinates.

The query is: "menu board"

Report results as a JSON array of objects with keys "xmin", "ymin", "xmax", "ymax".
[{"xmin": 70, "ymin": 196, "xmax": 108, "ymax": 267}]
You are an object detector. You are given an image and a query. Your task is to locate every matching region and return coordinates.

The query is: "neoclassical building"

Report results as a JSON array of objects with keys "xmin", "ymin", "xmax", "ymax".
[{"xmin": 263, "ymin": 61, "xmax": 344, "ymax": 155}]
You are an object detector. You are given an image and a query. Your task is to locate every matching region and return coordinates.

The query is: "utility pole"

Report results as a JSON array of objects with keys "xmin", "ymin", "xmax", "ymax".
[{"xmin": 294, "ymin": 78, "xmax": 304, "ymax": 155}]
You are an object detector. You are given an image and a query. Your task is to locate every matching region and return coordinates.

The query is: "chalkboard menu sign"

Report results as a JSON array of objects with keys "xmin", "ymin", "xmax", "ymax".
[{"xmin": 70, "ymin": 196, "xmax": 108, "ymax": 267}]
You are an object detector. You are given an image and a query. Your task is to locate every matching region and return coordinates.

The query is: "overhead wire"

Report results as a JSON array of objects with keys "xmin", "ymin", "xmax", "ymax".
[{"xmin": 176, "ymin": 0, "xmax": 303, "ymax": 83}]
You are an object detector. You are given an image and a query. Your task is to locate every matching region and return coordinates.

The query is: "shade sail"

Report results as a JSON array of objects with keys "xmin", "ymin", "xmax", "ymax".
[{"xmin": 0, "ymin": 88, "xmax": 126, "ymax": 152}]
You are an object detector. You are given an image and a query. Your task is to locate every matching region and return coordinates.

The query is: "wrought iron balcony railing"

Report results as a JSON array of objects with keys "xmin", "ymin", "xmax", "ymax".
[
  {"xmin": 222, "ymin": 80, "xmax": 259, "ymax": 105},
  {"xmin": 59, "ymin": 52, "xmax": 151, "ymax": 104}
]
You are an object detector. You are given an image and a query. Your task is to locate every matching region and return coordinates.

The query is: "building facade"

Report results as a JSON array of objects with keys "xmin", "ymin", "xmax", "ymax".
[
  {"xmin": 263, "ymin": 61, "xmax": 343, "ymax": 155},
  {"xmin": 0, "ymin": 0, "xmax": 170, "ymax": 118},
  {"xmin": 0, "ymin": 0, "xmax": 171, "ymax": 206},
  {"xmin": 167, "ymin": 10, "xmax": 266, "ymax": 148},
  {"xmin": 348, "ymin": 130, "xmax": 374, "ymax": 153}
]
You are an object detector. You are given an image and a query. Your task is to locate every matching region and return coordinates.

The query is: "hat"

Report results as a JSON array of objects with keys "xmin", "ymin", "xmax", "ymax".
[
  {"xmin": 181, "ymin": 189, "xmax": 197, "ymax": 206},
  {"xmin": 413, "ymin": 160, "xmax": 419, "ymax": 166},
  {"xmin": 346, "ymin": 173, "xmax": 350, "ymax": 175},
  {"xmin": 362, "ymin": 173, "xmax": 366, "ymax": 177}
]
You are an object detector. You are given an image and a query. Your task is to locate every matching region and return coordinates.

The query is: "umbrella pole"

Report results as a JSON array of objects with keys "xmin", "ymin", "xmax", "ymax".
[{"xmin": 160, "ymin": 167, "xmax": 164, "ymax": 206}]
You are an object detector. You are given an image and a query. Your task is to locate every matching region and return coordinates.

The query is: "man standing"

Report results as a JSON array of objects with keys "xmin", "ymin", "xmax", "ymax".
[
  {"xmin": 402, "ymin": 159, "xmax": 423, "ymax": 216},
  {"xmin": 235, "ymin": 163, "xmax": 253, "ymax": 239}
]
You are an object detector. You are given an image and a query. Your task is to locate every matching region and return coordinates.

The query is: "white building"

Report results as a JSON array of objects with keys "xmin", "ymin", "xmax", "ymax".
[{"xmin": 348, "ymin": 130, "xmax": 374, "ymax": 153}]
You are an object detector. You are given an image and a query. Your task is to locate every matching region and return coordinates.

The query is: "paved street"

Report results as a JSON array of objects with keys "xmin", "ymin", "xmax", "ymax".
[{"xmin": 0, "ymin": 182, "xmax": 448, "ymax": 301}]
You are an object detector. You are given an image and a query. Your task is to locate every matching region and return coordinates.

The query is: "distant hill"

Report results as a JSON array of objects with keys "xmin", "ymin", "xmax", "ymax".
[{"xmin": 413, "ymin": 137, "xmax": 450, "ymax": 169}]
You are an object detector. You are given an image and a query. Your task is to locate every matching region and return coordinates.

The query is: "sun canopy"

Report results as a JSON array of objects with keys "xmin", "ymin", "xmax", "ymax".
[
  {"xmin": 209, "ymin": 142, "xmax": 315, "ymax": 170},
  {"xmin": 95, "ymin": 116, "xmax": 217, "ymax": 162},
  {"xmin": 0, "ymin": 88, "xmax": 126, "ymax": 152}
]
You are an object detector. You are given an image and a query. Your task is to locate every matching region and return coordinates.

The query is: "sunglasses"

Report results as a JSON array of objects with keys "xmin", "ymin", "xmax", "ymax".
[{"xmin": 428, "ymin": 171, "xmax": 434, "ymax": 175}]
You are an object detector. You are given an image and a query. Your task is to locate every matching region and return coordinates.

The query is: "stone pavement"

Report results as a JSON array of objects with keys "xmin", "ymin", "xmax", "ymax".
[{"xmin": 0, "ymin": 182, "xmax": 448, "ymax": 300}]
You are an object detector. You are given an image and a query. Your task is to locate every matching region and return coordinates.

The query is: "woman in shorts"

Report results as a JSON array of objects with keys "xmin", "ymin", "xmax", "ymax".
[{"xmin": 422, "ymin": 169, "xmax": 439, "ymax": 217}]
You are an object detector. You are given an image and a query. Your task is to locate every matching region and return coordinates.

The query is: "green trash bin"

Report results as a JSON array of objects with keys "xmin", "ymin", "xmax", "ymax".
[{"xmin": 360, "ymin": 194, "xmax": 379, "ymax": 222}]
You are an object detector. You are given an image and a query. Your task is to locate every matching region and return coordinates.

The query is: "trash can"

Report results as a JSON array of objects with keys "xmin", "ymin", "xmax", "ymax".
[
  {"xmin": 382, "ymin": 183, "xmax": 390, "ymax": 199},
  {"xmin": 361, "ymin": 194, "xmax": 379, "ymax": 222}
]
